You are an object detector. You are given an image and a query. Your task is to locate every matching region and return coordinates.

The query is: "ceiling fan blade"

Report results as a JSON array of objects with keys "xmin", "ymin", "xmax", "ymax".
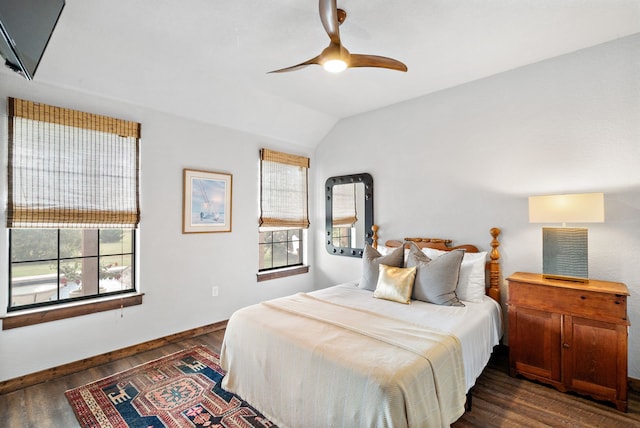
[
  {"xmin": 349, "ymin": 54, "xmax": 408, "ymax": 72},
  {"xmin": 268, "ymin": 55, "xmax": 322, "ymax": 73},
  {"xmin": 319, "ymin": 0, "xmax": 340, "ymax": 44}
]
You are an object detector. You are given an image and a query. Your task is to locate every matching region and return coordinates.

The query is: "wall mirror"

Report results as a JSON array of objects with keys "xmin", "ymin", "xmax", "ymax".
[{"xmin": 325, "ymin": 173, "xmax": 374, "ymax": 257}]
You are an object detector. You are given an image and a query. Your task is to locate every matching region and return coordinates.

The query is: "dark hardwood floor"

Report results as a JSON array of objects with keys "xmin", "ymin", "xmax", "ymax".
[
  {"xmin": 1, "ymin": 330, "xmax": 638, "ymax": 427},
  {"xmin": 453, "ymin": 348, "xmax": 640, "ymax": 428}
]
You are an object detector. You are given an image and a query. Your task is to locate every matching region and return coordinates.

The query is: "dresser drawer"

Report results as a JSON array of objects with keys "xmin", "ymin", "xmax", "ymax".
[{"xmin": 509, "ymin": 281, "xmax": 628, "ymax": 324}]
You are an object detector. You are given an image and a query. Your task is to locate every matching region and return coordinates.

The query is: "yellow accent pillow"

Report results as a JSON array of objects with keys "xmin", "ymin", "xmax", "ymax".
[{"xmin": 373, "ymin": 264, "xmax": 417, "ymax": 304}]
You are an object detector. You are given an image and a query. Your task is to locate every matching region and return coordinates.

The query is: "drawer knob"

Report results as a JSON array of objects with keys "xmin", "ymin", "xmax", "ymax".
[
  {"xmin": 580, "ymin": 296, "xmax": 586, "ymax": 300},
  {"xmin": 614, "ymin": 301, "xmax": 620, "ymax": 305},
  {"xmin": 563, "ymin": 343, "xmax": 570, "ymax": 349}
]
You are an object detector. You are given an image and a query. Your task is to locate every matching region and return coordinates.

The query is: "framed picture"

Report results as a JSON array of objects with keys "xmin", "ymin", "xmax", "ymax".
[{"xmin": 183, "ymin": 169, "xmax": 232, "ymax": 233}]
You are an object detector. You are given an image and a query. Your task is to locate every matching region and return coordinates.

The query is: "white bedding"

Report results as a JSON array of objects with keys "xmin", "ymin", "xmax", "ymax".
[
  {"xmin": 220, "ymin": 281, "xmax": 503, "ymax": 428},
  {"xmin": 311, "ymin": 282, "xmax": 503, "ymax": 392}
]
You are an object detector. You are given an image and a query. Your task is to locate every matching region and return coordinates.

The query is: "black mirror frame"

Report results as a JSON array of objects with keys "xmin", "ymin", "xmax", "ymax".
[{"xmin": 325, "ymin": 173, "xmax": 374, "ymax": 257}]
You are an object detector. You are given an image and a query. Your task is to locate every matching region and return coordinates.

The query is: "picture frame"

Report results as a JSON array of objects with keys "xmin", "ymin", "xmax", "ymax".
[{"xmin": 183, "ymin": 169, "xmax": 232, "ymax": 233}]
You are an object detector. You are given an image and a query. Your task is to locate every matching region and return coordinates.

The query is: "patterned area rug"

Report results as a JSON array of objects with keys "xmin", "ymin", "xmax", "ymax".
[{"xmin": 65, "ymin": 345, "xmax": 276, "ymax": 428}]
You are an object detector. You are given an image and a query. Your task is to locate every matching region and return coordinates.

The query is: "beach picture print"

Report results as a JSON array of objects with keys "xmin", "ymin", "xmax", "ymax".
[{"xmin": 183, "ymin": 169, "xmax": 232, "ymax": 233}]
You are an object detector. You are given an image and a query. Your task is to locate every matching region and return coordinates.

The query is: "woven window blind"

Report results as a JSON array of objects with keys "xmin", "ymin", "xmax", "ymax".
[
  {"xmin": 259, "ymin": 148, "xmax": 310, "ymax": 229},
  {"xmin": 7, "ymin": 97, "xmax": 141, "ymax": 228},
  {"xmin": 332, "ymin": 183, "xmax": 358, "ymax": 226}
]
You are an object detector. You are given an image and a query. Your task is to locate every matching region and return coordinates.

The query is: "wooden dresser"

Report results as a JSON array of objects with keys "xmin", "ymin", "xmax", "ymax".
[{"xmin": 507, "ymin": 272, "xmax": 629, "ymax": 412}]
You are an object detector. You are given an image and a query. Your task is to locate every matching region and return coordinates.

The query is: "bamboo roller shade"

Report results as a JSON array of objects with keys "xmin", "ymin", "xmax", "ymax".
[
  {"xmin": 261, "ymin": 148, "xmax": 310, "ymax": 168},
  {"xmin": 9, "ymin": 97, "xmax": 141, "ymax": 138}
]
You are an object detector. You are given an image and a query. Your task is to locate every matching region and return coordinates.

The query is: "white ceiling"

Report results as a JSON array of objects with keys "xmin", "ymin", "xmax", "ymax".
[{"xmin": 15, "ymin": 0, "xmax": 640, "ymax": 148}]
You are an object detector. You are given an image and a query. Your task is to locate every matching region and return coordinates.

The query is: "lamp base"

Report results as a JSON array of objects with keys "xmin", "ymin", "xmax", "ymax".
[{"xmin": 542, "ymin": 227, "xmax": 588, "ymax": 282}]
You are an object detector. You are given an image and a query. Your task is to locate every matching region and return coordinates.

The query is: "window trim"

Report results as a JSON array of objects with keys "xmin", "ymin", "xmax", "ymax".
[
  {"xmin": 1, "ymin": 292, "xmax": 143, "ymax": 330},
  {"xmin": 256, "ymin": 265, "xmax": 309, "ymax": 282}
]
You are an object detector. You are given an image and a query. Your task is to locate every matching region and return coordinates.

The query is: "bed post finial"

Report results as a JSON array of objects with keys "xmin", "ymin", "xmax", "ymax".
[
  {"xmin": 488, "ymin": 227, "xmax": 501, "ymax": 302},
  {"xmin": 372, "ymin": 225, "xmax": 379, "ymax": 249}
]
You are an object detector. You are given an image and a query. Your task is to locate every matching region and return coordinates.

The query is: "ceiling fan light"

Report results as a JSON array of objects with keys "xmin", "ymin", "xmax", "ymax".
[{"xmin": 323, "ymin": 59, "xmax": 347, "ymax": 73}]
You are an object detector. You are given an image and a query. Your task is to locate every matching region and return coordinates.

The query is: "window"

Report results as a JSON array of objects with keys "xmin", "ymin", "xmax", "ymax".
[
  {"xmin": 259, "ymin": 229, "xmax": 303, "ymax": 270},
  {"xmin": 6, "ymin": 98, "xmax": 140, "ymax": 313},
  {"xmin": 258, "ymin": 149, "xmax": 309, "ymax": 279},
  {"xmin": 9, "ymin": 229, "xmax": 134, "ymax": 309}
]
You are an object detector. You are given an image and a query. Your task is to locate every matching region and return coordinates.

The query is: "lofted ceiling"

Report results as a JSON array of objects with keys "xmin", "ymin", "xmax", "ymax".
[{"xmin": 5, "ymin": 0, "xmax": 640, "ymax": 148}]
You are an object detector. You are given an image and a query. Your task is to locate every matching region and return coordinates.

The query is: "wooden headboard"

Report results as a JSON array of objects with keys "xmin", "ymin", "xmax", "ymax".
[{"xmin": 372, "ymin": 226, "xmax": 502, "ymax": 303}]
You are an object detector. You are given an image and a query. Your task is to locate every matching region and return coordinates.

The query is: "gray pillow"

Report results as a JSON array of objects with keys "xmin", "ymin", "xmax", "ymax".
[
  {"xmin": 359, "ymin": 244, "xmax": 405, "ymax": 291},
  {"xmin": 406, "ymin": 243, "xmax": 465, "ymax": 306}
]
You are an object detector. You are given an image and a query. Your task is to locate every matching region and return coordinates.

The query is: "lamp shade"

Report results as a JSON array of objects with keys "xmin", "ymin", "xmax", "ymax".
[{"xmin": 529, "ymin": 193, "xmax": 604, "ymax": 224}]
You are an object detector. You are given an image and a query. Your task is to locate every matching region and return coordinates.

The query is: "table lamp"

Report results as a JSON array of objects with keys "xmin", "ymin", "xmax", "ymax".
[{"xmin": 528, "ymin": 192, "xmax": 604, "ymax": 282}]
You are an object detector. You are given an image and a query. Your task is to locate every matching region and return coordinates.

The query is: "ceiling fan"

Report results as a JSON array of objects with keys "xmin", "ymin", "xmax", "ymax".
[{"xmin": 269, "ymin": 0, "xmax": 407, "ymax": 74}]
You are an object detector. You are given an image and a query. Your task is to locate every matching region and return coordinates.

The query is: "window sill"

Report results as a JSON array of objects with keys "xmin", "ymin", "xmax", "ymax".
[
  {"xmin": 257, "ymin": 265, "xmax": 309, "ymax": 282},
  {"xmin": 1, "ymin": 293, "xmax": 144, "ymax": 330}
]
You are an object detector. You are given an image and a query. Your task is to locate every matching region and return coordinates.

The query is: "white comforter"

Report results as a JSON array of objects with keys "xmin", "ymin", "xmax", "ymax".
[
  {"xmin": 220, "ymin": 282, "xmax": 502, "ymax": 428},
  {"xmin": 312, "ymin": 282, "xmax": 504, "ymax": 392}
]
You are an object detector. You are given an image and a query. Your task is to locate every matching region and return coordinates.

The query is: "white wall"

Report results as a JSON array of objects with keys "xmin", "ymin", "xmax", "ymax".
[
  {"xmin": 313, "ymin": 34, "xmax": 640, "ymax": 378},
  {"xmin": 0, "ymin": 75, "xmax": 316, "ymax": 382}
]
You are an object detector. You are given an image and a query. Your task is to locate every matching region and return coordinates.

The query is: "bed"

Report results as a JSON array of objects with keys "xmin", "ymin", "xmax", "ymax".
[{"xmin": 220, "ymin": 227, "xmax": 503, "ymax": 428}]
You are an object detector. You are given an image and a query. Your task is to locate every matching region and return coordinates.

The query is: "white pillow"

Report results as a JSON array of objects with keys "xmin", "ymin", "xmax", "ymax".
[
  {"xmin": 375, "ymin": 244, "xmax": 392, "ymax": 255},
  {"xmin": 376, "ymin": 245, "xmax": 409, "ymax": 266},
  {"xmin": 421, "ymin": 247, "xmax": 487, "ymax": 302}
]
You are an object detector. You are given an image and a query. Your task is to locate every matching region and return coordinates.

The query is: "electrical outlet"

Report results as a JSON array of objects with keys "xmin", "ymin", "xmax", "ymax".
[{"xmin": 211, "ymin": 286, "xmax": 219, "ymax": 297}]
